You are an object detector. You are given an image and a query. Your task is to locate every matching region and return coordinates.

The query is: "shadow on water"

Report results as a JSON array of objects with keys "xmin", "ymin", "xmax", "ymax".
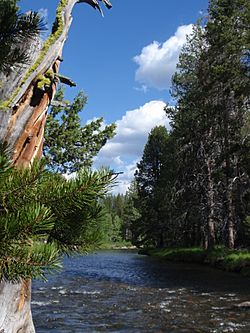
[
  {"xmin": 32, "ymin": 250, "xmax": 250, "ymax": 333},
  {"xmin": 60, "ymin": 250, "xmax": 250, "ymax": 293}
]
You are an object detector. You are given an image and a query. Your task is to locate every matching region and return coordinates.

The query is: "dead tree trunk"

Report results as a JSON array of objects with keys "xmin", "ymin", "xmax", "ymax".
[
  {"xmin": 0, "ymin": 1, "xmax": 110, "ymax": 331},
  {"xmin": 0, "ymin": 0, "xmax": 80, "ymax": 167},
  {"xmin": 0, "ymin": 280, "xmax": 35, "ymax": 333}
]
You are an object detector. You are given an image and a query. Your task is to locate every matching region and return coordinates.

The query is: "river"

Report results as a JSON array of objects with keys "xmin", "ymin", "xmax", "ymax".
[{"xmin": 32, "ymin": 250, "xmax": 250, "ymax": 332}]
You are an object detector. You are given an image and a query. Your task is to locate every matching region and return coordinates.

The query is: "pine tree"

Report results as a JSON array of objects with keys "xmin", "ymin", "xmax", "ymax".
[
  {"xmin": 203, "ymin": 0, "xmax": 250, "ymax": 248},
  {"xmin": 166, "ymin": 25, "xmax": 218, "ymax": 249},
  {"xmin": 0, "ymin": 143, "xmax": 115, "ymax": 282},
  {"xmin": 166, "ymin": 0, "xmax": 250, "ymax": 249},
  {"xmin": 0, "ymin": 1, "xmax": 113, "ymax": 330},
  {"xmin": 0, "ymin": 0, "xmax": 45, "ymax": 73},
  {"xmin": 44, "ymin": 88, "xmax": 116, "ymax": 173},
  {"xmin": 134, "ymin": 126, "xmax": 170, "ymax": 248}
]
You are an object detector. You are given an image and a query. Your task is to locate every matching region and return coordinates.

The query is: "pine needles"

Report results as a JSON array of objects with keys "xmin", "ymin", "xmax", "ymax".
[{"xmin": 0, "ymin": 146, "xmax": 115, "ymax": 282}]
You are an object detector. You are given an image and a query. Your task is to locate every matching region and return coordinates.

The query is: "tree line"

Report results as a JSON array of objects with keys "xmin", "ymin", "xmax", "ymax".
[{"xmin": 129, "ymin": 0, "xmax": 250, "ymax": 250}]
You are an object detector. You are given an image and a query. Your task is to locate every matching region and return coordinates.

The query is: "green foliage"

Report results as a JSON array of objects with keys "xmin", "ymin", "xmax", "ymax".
[
  {"xmin": 148, "ymin": 247, "xmax": 206, "ymax": 263},
  {"xmin": 165, "ymin": 0, "xmax": 249, "ymax": 249},
  {"xmin": 146, "ymin": 246, "xmax": 250, "ymax": 276},
  {"xmin": 131, "ymin": 0, "xmax": 249, "ymax": 251},
  {"xmin": 44, "ymin": 87, "xmax": 116, "ymax": 173},
  {"xmin": 224, "ymin": 251, "xmax": 250, "ymax": 272},
  {"xmin": 132, "ymin": 126, "xmax": 173, "ymax": 248},
  {"xmin": 0, "ymin": 145, "xmax": 115, "ymax": 282},
  {"xmin": 0, "ymin": 0, "xmax": 45, "ymax": 74},
  {"xmin": 101, "ymin": 195, "xmax": 126, "ymax": 244},
  {"xmin": 99, "ymin": 188, "xmax": 141, "ymax": 247}
]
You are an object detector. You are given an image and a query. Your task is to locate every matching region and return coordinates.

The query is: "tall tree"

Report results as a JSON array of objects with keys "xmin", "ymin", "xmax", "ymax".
[
  {"xmin": 0, "ymin": 0, "xmax": 113, "ymax": 331},
  {"xmin": 203, "ymin": 0, "xmax": 250, "ymax": 248},
  {"xmin": 166, "ymin": 0, "xmax": 250, "ymax": 249},
  {"xmin": 133, "ymin": 126, "xmax": 170, "ymax": 248},
  {"xmin": 44, "ymin": 88, "xmax": 116, "ymax": 173},
  {"xmin": 166, "ymin": 25, "xmax": 218, "ymax": 249}
]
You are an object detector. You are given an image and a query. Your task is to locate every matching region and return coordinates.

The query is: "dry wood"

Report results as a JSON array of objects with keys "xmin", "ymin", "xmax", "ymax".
[
  {"xmin": 0, "ymin": 1, "xmax": 112, "ymax": 331},
  {"xmin": 0, "ymin": 0, "xmax": 79, "ymax": 166},
  {"xmin": 0, "ymin": 280, "xmax": 35, "ymax": 333}
]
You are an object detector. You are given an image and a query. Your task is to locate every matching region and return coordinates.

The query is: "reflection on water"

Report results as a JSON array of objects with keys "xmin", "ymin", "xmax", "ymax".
[{"xmin": 32, "ymin": 250, "xmax": 250, "ymax": 333}]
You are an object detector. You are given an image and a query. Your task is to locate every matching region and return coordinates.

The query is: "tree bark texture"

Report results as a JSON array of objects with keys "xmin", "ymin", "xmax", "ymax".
[
  {"xmin": 0, "ymin": 1, "xmax": 80, "ymax": 331},
  {"xmin": 0, "ymin": 0, "xmax": 79, "ymax": 167},
  {"xmin": 227, "ymin": 182, "xmax": 235, "ymax": 249},
  {"xmin": 0, "ymin": 280, "xmax": 35, "ymax": 333},
  {"xmin": 207, "ymin": 156, "xmax": 216, "ymax": 249}
]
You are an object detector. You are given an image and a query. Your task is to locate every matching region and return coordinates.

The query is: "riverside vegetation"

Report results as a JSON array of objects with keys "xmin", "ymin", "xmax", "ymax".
[
  {"xmin": 104, "ymin": 0, "xmax": 250, "ymax": 275},
  {"xmin": 0, "ymin": 0, "xmax": 249, "ymax": 331}
]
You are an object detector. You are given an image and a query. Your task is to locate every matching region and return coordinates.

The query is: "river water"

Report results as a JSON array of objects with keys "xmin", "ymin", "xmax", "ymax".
[{"xmin": 32, "ymin": 250, "xmax": 250, "ymax": 333}]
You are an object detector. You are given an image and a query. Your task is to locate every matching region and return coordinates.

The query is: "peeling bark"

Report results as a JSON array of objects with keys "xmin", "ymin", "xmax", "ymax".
[
  {"xmin": 0, "ymin": 280, "xmax": 35, "ymax": 333},
  {"xmin": 0, "ymin": 1, "xmax": 112, "ymax": 331},
  {"xmin": 0, "ymin": 1, "xmax": 82, "ymax": 331},
  {"xmin": 0, "ymin": 0, "xmax": 80, "ymax": 167}
]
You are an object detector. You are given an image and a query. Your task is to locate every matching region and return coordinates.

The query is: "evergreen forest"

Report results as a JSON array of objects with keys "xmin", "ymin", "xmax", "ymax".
[
  {"xmin": 105, "ymin": 0, "xmax": 250, "ymax": 256},
  {"xmin": 0, "ymin": 0, "xmax": 249, "ymax": 331}
]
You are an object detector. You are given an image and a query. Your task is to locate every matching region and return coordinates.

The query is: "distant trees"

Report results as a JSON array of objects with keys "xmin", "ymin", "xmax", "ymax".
[
  {"xmin": 44, "ymin": 88, "xmax": 116, "ymax": 173},
  {"xmin": 100, "ymin": 187, "xmax": 140, "ymax": 246},
  {"xmin": 130, "ymin": 0, "xmax": 250, "ymax": 250},
  {"xmin": 132, "ymin": 126, "xmax": 170, "ymax": 248}
]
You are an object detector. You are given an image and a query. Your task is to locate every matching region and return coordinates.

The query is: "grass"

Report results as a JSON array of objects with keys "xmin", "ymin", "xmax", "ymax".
[
  {"xmin": 142, "ymin": 246, "xmax": 250, "ymax": 276},
  {"xmin": 99, "ymin": 240, "xmax": 135, "ymax": 250},
  {"xmin": 224, "ymin": 250, "xmax": 250, "ymax": 275}
]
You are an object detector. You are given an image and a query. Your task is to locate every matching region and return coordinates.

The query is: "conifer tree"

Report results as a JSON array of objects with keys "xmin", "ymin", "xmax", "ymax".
[
  {"xmin": 44, "ymin": 88, "xmax": 116, "ymax": 173},
  {"xmin": 0, "ymin": 142, "xmax": 115, "ymax": 330},
  {"xmin": 0, "ymin": 0, "xmax": 45, "ymax": 73},
  {"xmin": 134, "ymin": 126, "xmax": 170, "ymax": 248},
  {"xmin": 165, "ymin": 0, "xmax": 250, "ymax": 249},
  {"xmin": 0, "ymin": 0, "xmax": 113, "ymax": 331}
]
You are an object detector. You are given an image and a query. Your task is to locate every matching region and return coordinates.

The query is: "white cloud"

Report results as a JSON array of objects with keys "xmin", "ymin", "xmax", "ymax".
[
  {"xmin": 38, "ymin": 8, "xmax": 48, "ymax": 19},
  {"xmin": 111, "ymin": 160, "xmax": 139, "ymax": 195},
  {"xmin": 134, "ymin": 84, "xmax": 148, "ymax": 93},
  {"xmin": 93, "ymin": 100, "xmax": 170, "ymax": 194},
  {"xmin": 134, "ymin": 24, "xmax": 193, "ymax": 90}
]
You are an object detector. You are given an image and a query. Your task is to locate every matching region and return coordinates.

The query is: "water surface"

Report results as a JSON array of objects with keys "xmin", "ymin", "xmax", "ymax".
[{"xmin": 32, "ymin": 250, "xmax": 250, "ymax": 332}]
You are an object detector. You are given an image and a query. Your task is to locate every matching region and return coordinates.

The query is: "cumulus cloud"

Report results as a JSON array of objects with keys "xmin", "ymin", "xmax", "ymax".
[
  {"xmin": 111, "ymin": 160, "xmax": 139, "ymax": 195},
  {"xmin": 93, "ymin": 100, "xmax": 170, "ymax": 194},
  {"xmin": 133, "ymin": 24, "xmax": 193, "ymax": 90}
]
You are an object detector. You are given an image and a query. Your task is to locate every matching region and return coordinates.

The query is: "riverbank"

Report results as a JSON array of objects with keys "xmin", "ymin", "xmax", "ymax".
[
  {"xmin": 99, "ymin": 241, "xmax": 136, "ymax": 250},
  {"xmin": 140, "ymin": 247, "xmax": 250, "ymax": 277}
]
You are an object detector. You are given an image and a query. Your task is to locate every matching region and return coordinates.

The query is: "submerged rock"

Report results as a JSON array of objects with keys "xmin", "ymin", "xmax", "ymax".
[{"xmin": 234, "ymin": 301, "xmax": 250, "ymax": 308}]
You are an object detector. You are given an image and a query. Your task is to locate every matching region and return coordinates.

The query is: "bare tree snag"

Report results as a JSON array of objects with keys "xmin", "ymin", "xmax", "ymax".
[{"xmin": 0, "ymin": 1, "xmax": 112, "ymax": 331}]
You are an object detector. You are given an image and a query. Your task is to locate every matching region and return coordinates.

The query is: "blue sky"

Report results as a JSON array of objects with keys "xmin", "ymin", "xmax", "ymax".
[{"xmin": 20, "ymin": 0, "xmax": 208, "ymax": 193}]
